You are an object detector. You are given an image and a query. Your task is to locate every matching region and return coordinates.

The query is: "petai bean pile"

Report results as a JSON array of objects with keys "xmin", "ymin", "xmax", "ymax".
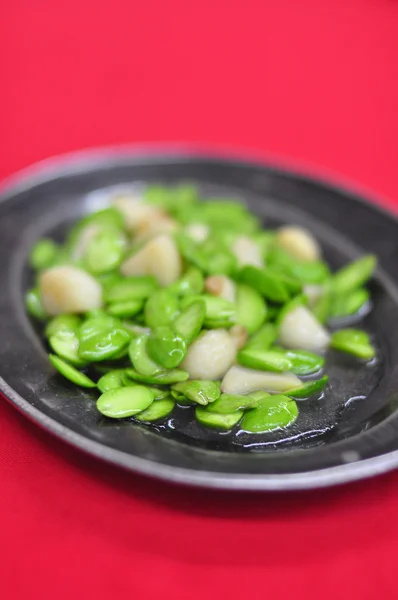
[{"xmin": 26, "ymin": 185, "xmax": 377, "ymax": 433}]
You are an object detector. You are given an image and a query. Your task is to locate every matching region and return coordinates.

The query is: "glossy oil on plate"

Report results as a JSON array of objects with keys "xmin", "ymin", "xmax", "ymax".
[{"xmin": 1, "ymin": 148, "xmax": 398, "ymax": 491}]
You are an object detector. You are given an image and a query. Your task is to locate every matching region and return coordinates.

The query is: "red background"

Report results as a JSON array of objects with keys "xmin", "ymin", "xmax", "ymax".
[{"xmin": 1, "ymin": 1, "xmax": 398, "ymax": 598}]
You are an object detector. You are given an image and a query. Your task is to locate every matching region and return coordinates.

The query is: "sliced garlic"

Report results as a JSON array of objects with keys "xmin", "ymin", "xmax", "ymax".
[
  {"xmin": 185, "ymin": 223, "xmax": 209, "ymax": 243},
  {"xmin": 279, "ymin": 305, "xmax": 330, "ymax": 352},
  {"xmin": 277, "ymin": 226, "xmax": 321, "ymax": 262},
  {"xmin": 40, "ymin": 266, "xmax": 102, "ymax": 316},
  {"xmin": 120, "ymin": 233, "xmax": 182, "ymax": 286},
  {"xmin": 135, "ymin": 213, "xmax": 178, "ymax": 242},
  {"xmin": 113, "ymin": 194, "xmax": 165, "ymax": 233},
  {"xmin": 229, "ymin": 325, "xmax": 248, "ymax": 350},
  {"xmin": 232, "ymin": 235, "xmax": 264, "ymax": 268},
  {"xmin": 221, "ymin": 366, "xmax": 301, "ymax": 395},
  {"xmin": 182, "ymin": 329, "xmax": 236, "ymax": 380},
  {"xmin": 205, "ymin": 275, "xmax": 236, "ymax": 303}
]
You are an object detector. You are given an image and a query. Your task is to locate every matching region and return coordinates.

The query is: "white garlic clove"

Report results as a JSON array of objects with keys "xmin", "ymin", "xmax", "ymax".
[
  {"xmin": 182, "ymin": 329, "xmax": 236, "ymax": 380},
  {"xmin": 277, "ymin": 226, "xmax": 321, "ymax": 262},
  {"xmin": 40, "ymin": 266, "xmax": 103, "ymax": 316},
  {"xmin": 279, "ymin": 305, "xmax": 330, "ymax": 352},
  {"xmin": 113, "ymin": 194, "xmax": 165, "ymax": 233},
  {"xmin": 205, "ymin": 275, "xmax": 236, "ymax": 303},
  {"xmin": 120, "ymin": 233, "xmax": 182, "ymax": 286},
  {"xmin": 221, "ymin": 366, "xmax": 301, "ymax": 395},
  {"xmin": 232, "ymin": 235, "xmax": 264, "ymax": 268},
  {"xmin": 135, "ymin": 213, "xmax": 178, "ymax": 242}
]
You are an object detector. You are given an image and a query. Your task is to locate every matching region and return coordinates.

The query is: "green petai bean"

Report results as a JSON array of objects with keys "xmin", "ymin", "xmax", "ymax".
[
  {"xmin": 46, "ymin": 314, "xmax": 81, "ymax": 338},
  {"xmin": 244, "ymin": 323, "xmax": 277, "ymax": 351},
  {"xmin": 239, "ymin": 266, "xmax": 290, "ymax": 303},
  {"xmin": 78, "ymin": 314, "xmax": 121, "ymax": 342},
  {"xmin": 134, "ymin": 398, "xmax": 175, "ymax": 422},
  {"xmin": 48, "ymin": 354, "xmax": 96, "ymax": 388},
  {"xmin": 25, "ymin": 288, "xmax": 47, "ymax": 320},
  {"xmin": 144, "ymin": 289, "xmax": 180, "ymax": 329},
  {"xmin": 107, "ymin": 299, "xmax": 144, "ymax": 318},
  {"xmin": 238, "ymin": 348, "xmax": 292, "ymax": 373},
  {"xmin": 173, "ymin": 300, "xmax": 206, "ymax": 343},
  {"xmin": 169, "ymin": 267, "xmax": 204, "ymax": 297},
  {"xmin": 273, "ymin": 348, "xmax": 324, "ymax": 375},
  {"xmin": 78, "ymin": 327, "xmax": 131, "ymax": 362},
  {"xmin": 128, "ymin": 334, "xmax": 163, "ymax": 376},
  {"xmin": 145, "ymin": 184, "xmax": 198, "ymax": 216},
  {"xmin": 286, "ymin": 375, "xmax": 329, "ymax": 398},
  {"xmin": 147, "ymin": 326, "xmax": 187, "ymax": 369},
  {"xmin": 97, "ymin": 385, "xmax": 154, "ymax": 419},
  {"xmin": 195, "ymin": 407, "xmax": 244, "ymax": 431},
  {"xmin": 312, "ymin": 291, "xmax": 330, "ymax": 324},
  {"xmin": 241, "ymin": 395, "xmax": 298, "ymax": 433},
  {"xmin": 105, "ymin": 276, "xmax": 159, "ymax": 303},
  {"xmin": 146, "ymin": 386, "xmax": 171, "ymax": 400},
  {"xmin": 125, "ymin": 368, "xmax": 189, "ymax": 385},
  {"xmin": 331, "ymin": 255, "xmax": 376, "ymax": 295},
  {"xmin": 330, "ymin": 329, "xmax": 375, "ymax": 360},
  {"xmin": 49, "ymin": 330, "xmax": 87, "ymax": 367},
  {"xmin": 171, "ymin": 380, "xmax": 221, "ymax": 406},
  {"xmin": 171, "ymin": 389, "xmax": 192, "ymax": 403},
  {"xmin": 268, "ymin": 247, "xmax": 330, "ymax": 284},
  {"xmin": 83, "ymin": 227, "xmax": 127, "ymax": 274},
  {"xmin": 235, "ymin": 283, "xmax": 267, "ymax": 335},
  {"xmin": 206, "ymin": 393, "xmax": 257, "ymax": 414},
  {"xmin": 96, "ymin": 270, "xmax": 123, "ymax": 292},
  {"xmin": 181, "ymin": 294, "xmax": 236, "ymax": 328},
  {"xmin": 248, "ymin": 390, "xmax": 272, "ymax": 403},
  {"xmin": 30, "ymin": 239, "xmax": 60, "ymax": 271},
  {"xmin": 97, "ymin": 370, "xmax": 126, "ymax": 393},
  {"xmin": 329, "ymin": 288, "xmax": 369, "ymax": 319}
]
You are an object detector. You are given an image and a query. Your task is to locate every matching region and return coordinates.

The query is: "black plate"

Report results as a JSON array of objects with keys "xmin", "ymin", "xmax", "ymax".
[{"xmin": 2, "ymin": 148, "xmax": 398, "ymax": 490}]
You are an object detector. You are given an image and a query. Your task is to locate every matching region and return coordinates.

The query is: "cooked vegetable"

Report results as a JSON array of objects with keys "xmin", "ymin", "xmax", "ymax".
[
  {"xmin": 129, "ymin": 334, "xmax": 163, "ymax": 376},
  {"xmin": 97, "ymin": 386, "xmax": 154, "ymax": 418},
  {"xmin": 27, "ymin": 184, "xmax": 378, "ymax": 437},
  {"xmin": 221, "ymin": 366, "xmax": 301, "ymax": 395},
  {"xmin": 195, "ymin": 406, "xmax": 244, "ymax": 430},
  {"xmin": 286, "ymin": 375, "xmax": 329, "ymax": 398},
  {"xmin": 40, "ymin": 266, "xmax": 102, "ymax": 315},
  {"xmin": 121, "ymin": 233, "xmax": 182, "ymax": 285},
  {"xmin": 173, "ymin": 300, "xmax": 206, "ymax": 343},
  {"xmin": 134, "ymin": 398, "xmax": 175, "ymax": 422},
  {"xmin": 30, "ymin": 239, "xmax": 60, "ymax": 270},
  {"xmin": 171, "ymin": 380, "xmax": 221, "ymax": 405},
  {"xmin": 147, "ymin": 326, "xmax": 187, "ymax": 369},
  {"xmin": 182, "ymin": 329, "xmax": 236, "ymax": 380},
  {"xmin": 279, "ymin": 305, "xmax": 330, "ymax": 353},
  {"xmin": 276, "ymin": 226, "xmax": 321, "ymax": 262},
  {"xmin": 330, "ymin": 329, "xmax": 375, "ymax": 360},
  {"xmin": 48, "ymin": 354, "xmax": 96, "ymax": 388},
  {"xmin": 97, "ymin": 370, "xmax": 127, "ymax": 393},
  {"xmin": 235, "ymin": 283, "xmax": 267, "ymax": 334},
  {"xmin": 241, "ymin": 395, "xmax": 298, "ymax": 433},
  {"xmin": 331, "ymin": 255, "xmax": 376, "ymax": 295}
]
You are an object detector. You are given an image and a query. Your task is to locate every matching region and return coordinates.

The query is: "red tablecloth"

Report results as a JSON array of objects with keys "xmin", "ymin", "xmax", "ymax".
[{"xmin": 1, "ymin": 1, "xmax": 398, "ymax": 598}]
